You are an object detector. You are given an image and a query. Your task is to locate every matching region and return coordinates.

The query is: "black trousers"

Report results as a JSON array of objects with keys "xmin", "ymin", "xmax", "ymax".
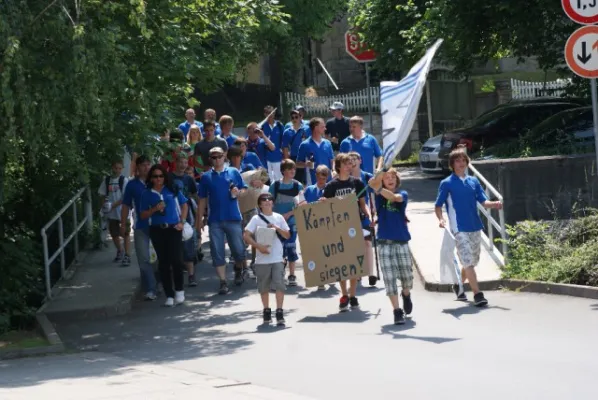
[{"xmin": 149, "ymin": 226, "xmax": 185, "ymax": 298}]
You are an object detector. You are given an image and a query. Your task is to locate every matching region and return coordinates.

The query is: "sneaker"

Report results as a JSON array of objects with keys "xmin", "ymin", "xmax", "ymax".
[
  {"xmin": 218, "ymin": 280, "xmax": 229, "ymax": 295},
  {"xmin": 349, "ymin": 296, "xmax": 360, "ymax": 309},
  {"xmin": 288, "ymin": 275, "xmax": 297, "ymax": 287},
  {"xmin": 452, "ymin": 284, "xmax": 467, "ymax": 301},
  {"xmin": 275, "ymin": 308, "xmax": 285, "ymax": 326},
  {"xmin": 339, "ymin": 295, "xmax": 350, "ymax": 312},
  {"xmin": 121, "ymin": 254, "xmax": 131, "ymax": 267},
  {"xmin": 234, "ymin": 269, "xmax": 244, "ymax": 286},
  {"xmin": 247, "ymin": 265, "xmax": 256, "ymax": 279},
  {"xmin": 473, "ymin": 292, "xmax": 488, "ymax": 307},
  {"xmin": 368, "ymin": 276, "xmax": 378, "ymax": 286},
  {"xmin": 393, "ymin": 308, "xmax": 406, "ymax": 325},
  {"xmin": 174, "ymin": 291, "xmax": 185, "ymax": 305},
  {"xmin": 144, "ymin": 292, "xmax": 157, "ymax": 301},
  {"xmin": 188, "ymin": 274, "xmax": 197, "ymax": 287},
  {"xmin": 164, "ymin": 297, "xmax": 174, "ymax": 307},
  {"xmin": 113, "ymin": 251, "xmax": 123, "ymax": 263},
  {"xmin": 263, "ymin": 308, "xmax": 272, "ymax": 323},
  {"xmin": 402, "ymin": 292, "xmax": 413, "ymax": 315},
  {"xmin": 317, "ymin": 285, "xmax": 326, "ymax": 291}
]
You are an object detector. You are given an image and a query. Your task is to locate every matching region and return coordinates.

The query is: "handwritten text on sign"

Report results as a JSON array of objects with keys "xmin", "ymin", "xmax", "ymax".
[{"xmin": 295, "ymin": 194, "xmax": 366, "ymax": 287}]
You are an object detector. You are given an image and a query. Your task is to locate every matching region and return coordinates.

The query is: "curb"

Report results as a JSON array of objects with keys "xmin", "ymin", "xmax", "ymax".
[
  {"xmin": 410, "ymin": 250, "xmax": 598, "ymax": 299},
  {"xmin": 0, "ymin": 313, "xmax": 66, "ymax": 361}
]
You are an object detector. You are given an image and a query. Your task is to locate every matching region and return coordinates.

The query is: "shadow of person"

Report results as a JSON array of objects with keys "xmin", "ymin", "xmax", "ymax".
[
  {"xmin": 297, "ymin": 309, "xmax": 374, "ymax": 324},
  {"xmin": 380, "ymin": 322, "xmax": 460, "ymax": 344},
  {"xmin": 441, "ymin": 304, "xmax": 511, "ymax": 320}
]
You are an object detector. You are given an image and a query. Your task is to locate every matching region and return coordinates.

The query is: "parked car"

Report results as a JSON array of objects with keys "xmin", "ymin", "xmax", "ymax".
[
  {"xmin": 418, "ymin": 134, "xmax": 444, "ymax": 173},
  {"xmin": 438, "ymin": 102, "xmax": 581, "ymax": 169}
]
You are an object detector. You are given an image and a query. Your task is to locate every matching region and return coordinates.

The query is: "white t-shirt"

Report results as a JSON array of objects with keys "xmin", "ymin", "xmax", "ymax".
[
  {"xmin": 98, "ymin": 176, "xmax": 129, "ymax": 220},
  {"xmin": 245, "ymin": 212, "xmax": 289, "ymax": 264}
]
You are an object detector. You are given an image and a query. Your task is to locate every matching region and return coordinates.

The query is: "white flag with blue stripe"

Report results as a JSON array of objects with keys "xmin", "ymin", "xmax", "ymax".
[{"xmin": 381, "ymin": 39, "xmax": 443, "ymax": 167}]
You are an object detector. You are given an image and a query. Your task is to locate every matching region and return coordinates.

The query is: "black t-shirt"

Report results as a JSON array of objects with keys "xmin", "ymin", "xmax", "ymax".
[
  {"xmin": 323, "ymin": 176, "xmax": 366, "ymax": 199},
  {"xmin": 193, "ymin": 137, "xmax": 228, "ymax": 169},
  {"xmin": 325, "ymin": 117, "xmax": 350, "ymax": 151}
]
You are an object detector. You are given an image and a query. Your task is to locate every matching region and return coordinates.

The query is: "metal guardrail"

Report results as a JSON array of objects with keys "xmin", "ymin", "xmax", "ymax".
[
  {"xmin": 468, "ymin": 164, "xmax": 508, "ymax": 258},
  {"xmin": 40, "ymin": 187, "xmax": 93, "ymax": 300}
]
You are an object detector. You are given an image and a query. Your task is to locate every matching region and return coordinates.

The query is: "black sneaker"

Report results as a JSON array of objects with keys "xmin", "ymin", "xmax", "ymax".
[
  {"xmin": 368, "ymin": 276, "xmax": 378, "ymax": 287},
  {"xmin": 288, "ymin": 275, "xmax": 297, "ymax": 287},
  {"xmin": 218, "ymin": 280, "xmax": 229, "ymax": 295},
  {"xmin": 452, "ymin": 284, "xmax": 467, "ymax": 301},
  {"xmin": 402, "ymin": 292, "xmax": 413, "ymax": 315},
  {"xmin": 234, "ymin": 269, "xmax": 244, "ymax": 286},
  {"xmin": 349, "ymin": 296, "xmax": 359, "ymax": 309},
  {"xmin": 121, "ymin": 254, "xmax": 131, "ymax": 267},
  {"xmin": 196, "ymin": 248, "xmax": 204, "ymax": 262},
  {"xmin": 263, "ymin": 308, "xmax": 272, "ymax": 323},
  {"xmin": 339, "ymin": 295, "xmax": 349, "ymax": 312},
  {"xmin": 473, "ymin": 292, "xmax": 488, "ymax": 307},
  {"xmin": 188, "ymin": 274, "xmax": 197, "ymax": 287},
  {"xmin": 113, "ymin": 251, "xmax": 123, "ymax": 263},
  {"xmin": 394, "ymin": 308, "xmax": 406, "ymax": 325},
  {"xmin": 275, "ymin": 308, "xmax": 285, "ymax": 326}
]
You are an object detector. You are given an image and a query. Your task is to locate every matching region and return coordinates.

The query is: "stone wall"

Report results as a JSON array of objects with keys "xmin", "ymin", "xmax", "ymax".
[{"xmin": 472, "ymin": 155, "xmax": 598, "ymax": 225}]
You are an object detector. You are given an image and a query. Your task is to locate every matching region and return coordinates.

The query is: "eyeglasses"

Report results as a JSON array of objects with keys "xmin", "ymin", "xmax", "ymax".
[
  {"xmin": 261, "ymin": 197, "xmax": 273, "ymax": 202},
  {"xmin": 210, "ymin": 155, "xmax": 224, "ymax": 160},
  {"xmin": 151, "ymin": 174, "xmax": 164, "ymax": 179}
]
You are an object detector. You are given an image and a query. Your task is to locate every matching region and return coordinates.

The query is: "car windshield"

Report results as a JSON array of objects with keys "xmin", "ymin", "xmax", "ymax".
[
  {"xmin": 464, "ymin": 107, "xmax": 519, "ymax": 129},
  {"xmin": 527, "ymin": 107, "xmax": 591, "ymax": 136}
]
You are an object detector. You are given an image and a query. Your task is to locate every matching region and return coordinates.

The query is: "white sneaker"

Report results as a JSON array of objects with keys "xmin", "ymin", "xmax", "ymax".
[
  {"xmin": 145, "ymin": 292, "xmax": 157, "ymax": 301},
  {"xmin": 164, "ymin": 297, "xmax": 174, "ymax": 307},
  {"xmin": 175, "ymin": 291, "xmax": 185, "ymax": 305}
]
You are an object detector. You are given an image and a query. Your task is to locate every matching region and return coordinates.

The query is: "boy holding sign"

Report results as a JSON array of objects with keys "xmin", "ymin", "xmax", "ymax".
[
  {"xmin": 322, "ymin": 153, "xmax": 371, "ymax": 312},
  {"xmin": 243, "ymin": 193, "xmax": 291, "ymax": 325}
]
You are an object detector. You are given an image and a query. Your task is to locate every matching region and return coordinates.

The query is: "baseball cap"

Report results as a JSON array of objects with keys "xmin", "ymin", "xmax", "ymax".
[
  {"xmin": 209, "ymin": 147, "xmax": 224, "ymax": 155},
  {"xmin": 329, "ymin": 101, "xmax": 344, "ymax": 111},
  {"xmin": 295, "ymin": 104, "xmax": 306, "ymax": 111}
]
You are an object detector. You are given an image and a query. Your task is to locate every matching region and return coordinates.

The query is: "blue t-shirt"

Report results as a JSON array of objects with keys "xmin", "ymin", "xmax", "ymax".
[
  {"xmin": 246, "ymin": 137, "xmax": 268, "ymax": 167},
  {"xmin": 375, "ymin": 191, "xmax": 411, "ymax": 242},
  {"xmin": 303, "ymin": 184, "xmax": 325, "ymax": 204},
  {"xmin": 282, "ymin": 126, "xmax": 311, "ymax": 158},
  {"xmin": 178, "ymin": 120, "xmax": 203, "ymax": 141},
  {"xmin": 199, "ymin": 167, "xmax": 248, "ymax": 223},
  {"xmin": 434, "ymin": 174, "xmax": 488, "ymax": 233},
  {"xmin": 219, "ymin": 133, "xmax": 238, "ymax": 148},
  {"xmin": 297, "ymin": 137, "xmax": 334, "ymax": 184},
  {"xmin": 140, "ymin": 187, "xmax": 188, "ymax": 226},
  {"xmin": 339, "ymin": 133, "xmax": 382, "ymax": 174},
  {"xmin": 262, "ymin": 121, "xmax": 285, "ymax": 163},
  {"xmin": 284, "ymin": 119, "xmax": 309, "ymax": 130},
  {"xmin": 269, "ymin": 180, "xmax": 303, "ymax": 225},
  {"xmin": 122, "ymin": 178, "xmax": 149, "ymax": 230},
  {"xmin": 243, "ymin": 151, "xmax": 263, "ymax": 169},
  {"xmin": 200, "ymin": 122, "xmax": 221, "ymax": 137},
  {"xmin": 359, "ymin": 171, "xmax": 374, "ymax": 229}
]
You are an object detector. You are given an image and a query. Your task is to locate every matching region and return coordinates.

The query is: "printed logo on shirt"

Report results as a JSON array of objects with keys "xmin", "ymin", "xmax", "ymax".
[
  {"xmin": 108, "ymin": 183, "xmax": 120, "ymax": 193},
  {"xmin": 334, "ymin": 188, "xmax": 355, "ymax": 197}
]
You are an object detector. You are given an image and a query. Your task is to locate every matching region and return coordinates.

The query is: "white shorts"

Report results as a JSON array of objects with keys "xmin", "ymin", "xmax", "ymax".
[
  {"xmin": 455, "ymin": 230, "xmax": 481, "ymax": 268},
  {"xmin": 267, "ymin": 161, "xmax": 282, "ymax": 181}
]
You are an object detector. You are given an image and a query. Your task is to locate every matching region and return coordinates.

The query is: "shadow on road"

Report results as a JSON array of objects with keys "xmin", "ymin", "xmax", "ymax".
[
  {"xmin": 441, "ymin": 304, "xmax": 511, "ymax": 319},
  {"xmin": 590, "ymin": 303, "xmax": 598, "ymax": 311},
  {"xmin": 297, "ymin": 309, "xmax": 374, "ymax": 324},
  {"xmin": 380, "ymin": 322, "xmax": 460, "ymax": 344}
]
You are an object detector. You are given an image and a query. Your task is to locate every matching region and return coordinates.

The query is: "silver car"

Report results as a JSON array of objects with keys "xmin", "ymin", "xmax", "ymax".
[{"xmin": 418, "ymin": 134, "xmax": 445, "ymax": 173}]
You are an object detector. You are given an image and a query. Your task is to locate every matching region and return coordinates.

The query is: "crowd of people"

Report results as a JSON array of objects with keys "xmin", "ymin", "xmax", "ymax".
[{"xmin": 98, "ymin": 102, "xmax": 502, "ymax": 326}]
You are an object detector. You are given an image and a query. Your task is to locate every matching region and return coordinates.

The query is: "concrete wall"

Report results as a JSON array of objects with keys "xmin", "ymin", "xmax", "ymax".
[{"xmin": 472, "ymin": 155, "xmax": 598, "ymax": 225}]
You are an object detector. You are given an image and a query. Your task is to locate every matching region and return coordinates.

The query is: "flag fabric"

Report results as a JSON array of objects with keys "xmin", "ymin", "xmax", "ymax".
[{"xmin": 380, "ymin": 39, "xmax": 443, "ymax": 167}]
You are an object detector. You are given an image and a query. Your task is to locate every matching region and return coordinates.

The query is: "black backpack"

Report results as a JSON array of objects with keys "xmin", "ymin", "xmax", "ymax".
[
  {"xmin": 105, "ymin": 175, "xmax": 125, "ymax": 193},
  {"xmin": 272, "ymin": 180, "xmax": 301, "ymax": 201}
]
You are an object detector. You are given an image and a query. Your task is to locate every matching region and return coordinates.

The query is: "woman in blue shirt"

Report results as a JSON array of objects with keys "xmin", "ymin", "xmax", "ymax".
[{"xmin": 140, "ymin": 164, "xmax": 189, "ymax": 307}]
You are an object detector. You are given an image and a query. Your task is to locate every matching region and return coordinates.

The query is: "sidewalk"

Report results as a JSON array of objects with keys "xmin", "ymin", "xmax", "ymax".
[{"xmin": 400, "ymin": 168, "xmax": 502, "ymax": 290}]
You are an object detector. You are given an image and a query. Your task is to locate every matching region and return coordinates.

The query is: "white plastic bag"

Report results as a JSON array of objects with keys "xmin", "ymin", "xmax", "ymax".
[
  {"xmin": 439, "ymin": 229, "xmax": 464, "ymax": 293},
  {"xmin": 149, "ymin": 240, "xmax": 158, "ymax": 264}
]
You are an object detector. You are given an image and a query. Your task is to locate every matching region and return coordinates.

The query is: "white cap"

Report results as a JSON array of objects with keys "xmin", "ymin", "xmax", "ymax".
[{"xmin": 329, "ymin": 101, "xmax": 344, "ymax": 111}]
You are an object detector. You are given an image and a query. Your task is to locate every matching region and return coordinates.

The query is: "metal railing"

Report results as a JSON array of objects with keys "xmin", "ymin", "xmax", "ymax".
[
  {"xmin": 41, "ymin": 187, "xmax": 93, "ymax": 300},
  {"xmin": 468, "ymin": 164, "xmax": 508, "ymax": 259}
]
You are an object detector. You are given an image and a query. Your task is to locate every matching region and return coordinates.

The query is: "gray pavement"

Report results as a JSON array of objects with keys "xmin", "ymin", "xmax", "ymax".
[{"xmin": 2, "ymin": 168, "xmax": 598, "ymax": 399}]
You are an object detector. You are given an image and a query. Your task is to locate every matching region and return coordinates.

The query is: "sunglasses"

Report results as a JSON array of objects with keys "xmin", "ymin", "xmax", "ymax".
[
  {"xmin": 210, "ymin": 155, "xmax": 224, "ymax": 160},
  {"xmin": 261, "ymin": 197, "xmax": 273, "ymax": 202},
  {"xmin": 151, "ymin": 174, "xmax": 164, "ymax": 179}
]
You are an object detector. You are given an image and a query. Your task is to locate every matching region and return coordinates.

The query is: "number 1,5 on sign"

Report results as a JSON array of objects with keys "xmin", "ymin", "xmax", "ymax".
[{"xmin": 577, "ymin": 0, "xmax": 597, "ymax": 10}]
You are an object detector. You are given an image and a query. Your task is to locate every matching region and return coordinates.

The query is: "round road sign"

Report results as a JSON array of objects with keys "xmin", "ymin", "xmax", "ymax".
[
  {"xmin": 562, "ymin": 0, "xmax": 598, "ymax": 25},
  {"xmin": 565, "ymin": 25, "xmax": 598, "ymax": 78}
]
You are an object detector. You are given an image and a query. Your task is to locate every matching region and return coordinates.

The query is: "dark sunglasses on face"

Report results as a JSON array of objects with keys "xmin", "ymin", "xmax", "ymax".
[
  {"xmin": 210, "ymin": 155, "xmax": 224, "ymax": 160},
  {"xmin": 261, "ymin": 197, "xmax": 273, "ymax": 202}
]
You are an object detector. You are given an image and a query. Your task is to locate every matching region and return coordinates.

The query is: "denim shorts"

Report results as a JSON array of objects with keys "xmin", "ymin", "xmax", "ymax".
[
  {"xmin": 283, "ymin": 223, "xmax": 298, "ymax": 262},
  {"xmin": 209, "ymin": 220, "xmax": 246, "ymax": 267}
]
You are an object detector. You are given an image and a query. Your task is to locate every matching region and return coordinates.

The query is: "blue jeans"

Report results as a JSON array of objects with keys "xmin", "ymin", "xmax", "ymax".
[
  {"xmin": 209, "ymin": 220, "xmax": 246, "ymax": 267},
  {"xmin": 134, "ymin": 228, "xmax": 157, "ymax": 294},
  {"xmin": 283, "ymin": 223, "xmax": 298, "ymax": 262}
]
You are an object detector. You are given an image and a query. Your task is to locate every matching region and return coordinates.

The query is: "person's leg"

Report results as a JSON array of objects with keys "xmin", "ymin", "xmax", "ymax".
[
  {"xmin": 271, "ymin": 262, "xmax": 286, "ymax": 324},
  {"xmin": 224, "ymin": 221, "xmax": 247, "ymax": 285},
  {"xmin": 150, "ymin": 227, "xmax": 174, "ymax": 299},
  {"xmin": 349, "ymin": 279, "xmax": 357, "ymax": 297},
  {"xmin": 109, "ymin": 220, "xmax": 123, "ymax": 258},
  {"xmin": 455, "ymin": 231, "xmax": 481, "ymax": 294},
  {"xmin": 339, "ymin": 279, "xmax": 349, "ymax": 311},
  {"xmin": 255, "ymin": 264, "xmax": 273, "ymax": 322},
  {"xmin": 123, "ymin": 220, "xmax": 132, "ymax": 256},
  {"xmin": 396, "ymin": 243, "xmax": 414, "ymax": 315},
  {"xmin": 209, "ymin": 222, "xmax": 229, "ymax": 293},
  {"xmin": 364, "ymin": 239, "xmax": 376, "ymax": 284},
  {"xmin": 379, "ymin": 242, "xmax": 401, "ymax": 313},
  {"xmin": 285, "ymin": 224, "xmax": 298, "ymax": 285},
  {"xmin": 339, "ymin": 280, "xmax": 348, "ymax": 296},
  {"xmin": 182, "ymin": 232, "xmax": 196, "ymax": 286},
  {"xmin": 167, "ymin": 228, "xmax": 185, "ymax": 295},
  {"xmin": 134, "ymin": 229, "xmax": 157, "ymax": 298}
]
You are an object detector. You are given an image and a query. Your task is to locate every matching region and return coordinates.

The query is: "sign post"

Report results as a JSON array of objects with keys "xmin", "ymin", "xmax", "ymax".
[{"xmin": 345, "ymin": 30, "xmax": 377, "ymax": 134}]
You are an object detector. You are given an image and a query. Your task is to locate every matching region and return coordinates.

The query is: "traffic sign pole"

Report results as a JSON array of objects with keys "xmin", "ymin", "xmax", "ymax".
[
  {"xmin": 591, "ymin": 79, "xmax": 598, "ymax": 169},
  {"xmin": 365, "ymin": 62, "xmax": 373, "ymax": 136}
]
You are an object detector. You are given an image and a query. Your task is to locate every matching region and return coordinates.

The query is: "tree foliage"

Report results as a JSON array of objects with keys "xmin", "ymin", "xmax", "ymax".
[{"xmin": 0, "ymin": 0, "xmax": 285, "ymax": 332}]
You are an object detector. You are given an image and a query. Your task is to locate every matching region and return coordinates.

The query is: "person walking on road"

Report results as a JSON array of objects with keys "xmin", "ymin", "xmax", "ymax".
[
  {"xmin": 140, "ymin": 164, "xmax": 189, "ymax": 307},
  {"xmin": 368, "ymin": 168, "xmax": 414, "ymax": 325},
  {"xmin": 243, "ymin": 193, "xmax": 291, "ymax": 326},
  {"xmin": 340, "ymin": 116, "xmax": 383, "ymax": 175},
  {"xmin": 121, "ymin": 155, "xmax": 158, "ymax": 301},
  {"xmin": 194, "ymin": 120, "xmax": 228, "ymax": 175},
  {"xmin": 434, "ymin": 145, "xmax": 503, "ymax": 307},
  {"xmin": 196, "ymin": 147, "xmax": 248, "ymax": 294},
  {"xmin": 218, "ymin": 115, "xmax": 238, "ymax": 148},
  {"xmin": 296, "ymin": 117, "xmax": 334, "ymax": 186},
  {"xmin": 325, "ymin": 102, "xmax": 350, "ymax": 152}
]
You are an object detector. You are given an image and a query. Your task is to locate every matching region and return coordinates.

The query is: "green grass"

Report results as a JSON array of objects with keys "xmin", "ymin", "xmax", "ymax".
[
  {"xmin": 393, "ymin": 148, "xmax": 420, "ymax": 166},
  {"xmin": 471, "ymin": 71, "xmax": 561, "ymax": 93},
  {"xmin": 0, "ymin": 330, "xmax": 49, "ymax": 350}
]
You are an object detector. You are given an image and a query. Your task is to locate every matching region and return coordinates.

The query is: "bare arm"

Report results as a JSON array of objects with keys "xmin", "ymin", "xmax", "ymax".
[
  {"xmin": 283, "ymin": 147, "xmax": 290, "ymax": 160},
  {"xmin": 196, "ymin": 198, "xmax": 207, "ymax": 230},
  {"xmin": 121, "ymin": 204, "xmax": 130, "ymax": 226},
  {"xmin": 483, "ymin": 200, "xmax": 503, "ymax": 210},
  {"xmin": 435, "ymin": 207, "xmax": 446, "ymax": 228},
  {"xmin": 358, "ymin": 197, "xmax": 370, "ymax": 221},
  {"xmin": 179, "ymin": 203, "xmax": 188, "ymax": 222},
  {"xmin": 376, "ymin": 156, "xmax": 384, "ymax": 172},
  {"xmin": 379, "ymin": 188, "xmax": 403, "ymax": 203},
  {"xmin": 261, "ymin": 133, "xmax": 275, "ymax": 151},
  {"xmin": 140, "ymin": 204, "xmax": 159, "ymax": 220}
]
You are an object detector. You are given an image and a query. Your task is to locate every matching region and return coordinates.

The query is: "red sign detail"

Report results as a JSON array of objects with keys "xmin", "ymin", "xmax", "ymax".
[
  {"xmin": 562, "ymin": 0, "xmax": 598, "ymax": 25},
  {"xmin": 565, "ymin": 25, "xmax": 598, "ymax": 78},
  {"xmin": 345, "ymin": 30, "xmax": 377, "ymax": 63}
]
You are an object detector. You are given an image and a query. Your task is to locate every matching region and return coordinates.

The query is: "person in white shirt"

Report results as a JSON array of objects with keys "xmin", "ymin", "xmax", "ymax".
[{"xmin": 243, "ymin": 193, "xmax": 290, "ymax": 326}]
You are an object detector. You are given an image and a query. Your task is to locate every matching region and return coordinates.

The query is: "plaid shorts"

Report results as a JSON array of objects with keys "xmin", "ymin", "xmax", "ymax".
[
  {"xmin": 378, "ymin": 240, "xmax": 414, "ymax": 296},
  {"xmin": 455, "ymin": 230, "xmax": 481, "ymax": 268}
]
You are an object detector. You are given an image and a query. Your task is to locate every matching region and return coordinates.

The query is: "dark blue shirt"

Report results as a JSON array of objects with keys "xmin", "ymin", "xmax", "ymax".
[
  {"xmin": 246, "ymin": 137, "xmax": 268, "ymax": 167},
  {"xmin": 178, "ymin": 120, "xmax": 203, "ymax": 141},
  {"xmin": 140, "ymin": 187, "xmax": 188, "ymax": 226},
  {"xmin": 303, "ymin": 184, "xmax": 325, "ymax": 204},
  {"xmin": 282, "ymin": 126, "xmax": 311, "ymax": 158},
  {"xmin": 360, "ymin": 171, "xmax": 374, "ymax": 229},
  {"xmin": 435, "ymin": 174, "xmax": 488, "ymax": 233},
  {"xmin": 219, "ymin": 133, "xmax": 238, "ymax": 148},
  {"xmin": 340, "ymin": 133, "xmax": 382, "ymax": 174},
  {"xmin": 200, "ymin": 122, "xmax": 222, "ymax": 137},
  {"xmin": 297, "ymin": 137, "xmax": 334, "ymax": 184},
  {"xmin": 199, "ymin": 167, "xmax": 248, "ymax": 223},
  {"xmin": 376, "ymin": 190, "xmax": 411, "ymax": 242},
  {"xmin": 243, "ymin": 151, "xmax": 263, "ymax": 169},
  {"xmin": 122, "ymin": 178, "xmax": 149, "ymax": 230},
  {"xmin": 262, "ymin": 121, "xmax": 284, "ymax": 163}
]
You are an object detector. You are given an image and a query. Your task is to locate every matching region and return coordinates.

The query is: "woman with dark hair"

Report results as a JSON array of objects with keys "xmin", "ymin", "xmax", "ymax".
[{"xmin": 140, "ymin": 164, "xmax": 189, "ymax": 307}]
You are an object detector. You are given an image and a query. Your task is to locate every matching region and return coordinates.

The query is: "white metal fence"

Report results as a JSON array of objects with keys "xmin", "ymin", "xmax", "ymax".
[
  {"xmin": 285, "ymin": 87, "xmax": 380, "ymax": 115},
  {"xmin": 511, "ymin": 78, "xmax": 570, "ymax": 100}
]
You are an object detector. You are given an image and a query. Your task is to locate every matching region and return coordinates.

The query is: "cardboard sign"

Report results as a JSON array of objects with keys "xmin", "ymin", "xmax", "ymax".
[
  {"xmin": 238, "ymin": 169, "xmax": 269, "ymax": 213},
  {"xmin": 295, "ymin": 194, "xmax": 367, "ymax": 287}
]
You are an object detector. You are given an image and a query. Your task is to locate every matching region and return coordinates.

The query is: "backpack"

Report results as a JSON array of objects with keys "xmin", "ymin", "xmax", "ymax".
[
  {"xmin": 272, "ymin": 180, "xmax": 301, "ymax": 201},
  {"xmin": 105, "ymin": 175, "xmax": 125, "ymax": 194},
  {"xmin": 257, "ymin": 213, "xmax": 286, "ymax": 244}
]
